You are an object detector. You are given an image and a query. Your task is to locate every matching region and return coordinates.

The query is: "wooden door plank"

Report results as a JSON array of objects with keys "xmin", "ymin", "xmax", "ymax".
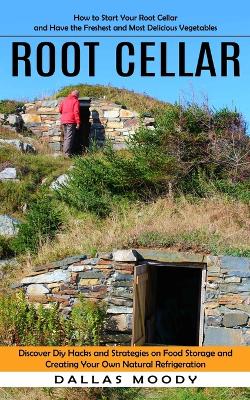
[{"xmin": 132, "ymin": 268, "xmax": 148, "ymax": 345}]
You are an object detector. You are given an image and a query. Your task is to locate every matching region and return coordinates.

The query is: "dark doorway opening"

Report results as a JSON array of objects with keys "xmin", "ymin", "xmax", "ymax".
[
  {"xmin": 73, "ymin": 97, "xmax": 91, "ymax": 154},
  {"xmin": 132, "ymin": 263, "xmax": 205, "ymax": 346}
]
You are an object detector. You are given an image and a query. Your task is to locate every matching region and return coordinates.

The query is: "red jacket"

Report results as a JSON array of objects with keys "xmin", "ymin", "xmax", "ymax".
[{"xmin": 59, "ymin": 94, "xmax": 80, "ymax": 124}]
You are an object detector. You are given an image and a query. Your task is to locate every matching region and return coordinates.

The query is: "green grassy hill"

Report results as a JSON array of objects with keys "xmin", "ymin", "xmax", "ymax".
[{"xmin": 56, "ymin": 83, "xmax": 172, "ymax": 116}]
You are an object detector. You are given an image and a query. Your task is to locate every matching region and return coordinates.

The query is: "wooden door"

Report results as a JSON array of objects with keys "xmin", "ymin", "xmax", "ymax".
[{"xmin": 132, "ymin": 265, "xmax": 148, "ymax": 346}]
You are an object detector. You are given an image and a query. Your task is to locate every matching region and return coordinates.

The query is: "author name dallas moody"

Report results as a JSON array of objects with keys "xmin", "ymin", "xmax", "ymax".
[{"xmin": 54, "ymin": 374, "xmax": 198, "ymax": 386}]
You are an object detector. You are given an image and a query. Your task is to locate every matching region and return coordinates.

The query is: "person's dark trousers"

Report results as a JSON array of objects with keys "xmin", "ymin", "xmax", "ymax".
[{"xmin": 63, "ymin": 124, "xmax": 76, "ymax": 156}]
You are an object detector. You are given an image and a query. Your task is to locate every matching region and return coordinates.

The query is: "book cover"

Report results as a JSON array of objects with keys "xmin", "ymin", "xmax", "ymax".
[{"xmin": 0, "ymin": 0, "xmax": 249, "ymax": 398}]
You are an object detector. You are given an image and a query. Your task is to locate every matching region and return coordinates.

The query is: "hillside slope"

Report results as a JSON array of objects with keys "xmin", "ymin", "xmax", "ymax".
[{"xmin": 0, "ymin": 85, "xmax": 249, "ymax": 276}]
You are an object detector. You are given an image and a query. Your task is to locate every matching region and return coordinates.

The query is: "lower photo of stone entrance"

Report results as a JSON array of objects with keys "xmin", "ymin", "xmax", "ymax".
[
  {"xmin": 14, "ymin": 249, "xmax": 249, "ymax": 346},
  {"xmin": 132, "ymin": 262, "xmax": 206, "ymax": 346}
]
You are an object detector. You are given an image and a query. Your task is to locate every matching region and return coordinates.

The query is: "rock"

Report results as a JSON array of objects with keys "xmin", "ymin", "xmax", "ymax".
[
  {"xmin": 21, "ymin": 269, "xmax": 71, "ymax": 285},
  {"xmin": 48, "ymin": 128, "xmax": 61, "ymax": 136},
  {"xmin": 0, "ymin": 168, "xmax": 17, "ymax": 180},
  {"xmin": 50, "ymin": 174, "xmax": 69, "ymax": 190},
  {"xmin": 203, "ymin": 327, "xmax": 242, "ymax": 345},
  {"xmin": 242, "ymin": 331, "xmax": 250, "ymax": 345},
  {"xmin": 223, "ymin": 312, "xmax": 249, "ymax": 327},
  {"xmin": 79, "ymin": 278, "xmax": 100, "ymax": 286},
  {"xmin": 108, "ymin": 297, "xmax": 133, "ymax": 307},
  {"xmin": 97, "ymin": 259, "xmax": 113, "ymax": 267},
  {"xmin": 106, "ymin": 121, "xmax": 124, "ymax": 129},
  {"xmin": 109, "ymin": 287, "xmax": 133, "ymax": 299},
  {"xmin": 68, "ymin": 265, "xmax": 91, "ymax": 272},
  {"xmin": 82, "ymin": 258, "xmax": 99, "ymax": 265},
  {"xmin": 98, "ymin": 253, "xmax": 112, "ymax": 261},
  {"xmin": 143, "ymin": 117, "xmax": 155, "ymax": 124},
  {"xmin": 94, "ymin": 264, "xmax": 113, "ymax": 270},
  {"xmin": 206, "ymin": 315, "xmax": 222, "ymax": 326},
  {"xmin": 6, "ymin": 115, "xmax": 18, "ymax": 125},
  {"xmin": 0, "ymin": 258, "xmax": 17, "ymax": 268},
  {"xmin": 205, "ymin": 290, "xmax": 219, "ymax": 300},
  {"xmin": 57, "ymin": 289, "xmax": 78, "ymax": 296},
  {"xmin": 224, "ymin": 277, "xmax": 242, "ymax": 283},
  {"xmin": 53, "ymin": 255, "xmax": 87, "ymax": 269},
  {"xmin": 11, "ymin": 282, "xmax": 24, "ymax": 289},
  {"xmin": 0, "ymin": 139, "xmax": 36, "ymax": 153},
  {"xmin": 41, "ymin": 100, "xmax": 58, "ymax": 108},
  {"xmin": 222, "ymin": 270, "xmax": 250, "ymax": 278},
  {"xmin": 120, "ymin": 109, "xmax": 138, "ymax": 118},
  {"xmin": 220, "ymin": 282, "xmax": 250, "ymax": 293},
  {"xmin": 205, "ymin": 307, "xmax": 220, "ymax": 316},
  {"xmin": 112, "ymin": 249, "xmax": 139, "ymax": 262},
  {"xmin": 78, "ymin": 288, "xmax": 107, "ymax": 299},
  {"xmin": 101, "ymin": 333, "xmax": 131, "ymax": 344},
  {"xmin": 204, "ymin": 302, "xmax": 220, "ymax": 309},
  {"xmin": 113, "ymin": 272, "xmax": 133, "ymax": 281},
  {"xmin": 114, "ymin": 263, "xmax": 134, "ymax": 272},
  {"xmin": 218, "ymin": 294, "xmax": 245, "ymax": 305},
  {"xmin": 104, "ymin": 110, "xmax": 120, "ymax": 118},
  {"xmin": 113, "ymin": 281, "xmax": 133, "ymax": 287},
  {"xmin": 0, "ymin": 215, "xmax": 20, "ymax": 236},
  {"xmin": 22, "ymin": 142, "xmax": 36, "ymax": 153},
  {"xmin": 78, "ymin": 271, "xmax": 104, "ymax": 279},
  {"xmin": 106, "ymin": 314, "xmax": 132, "ymax": 332},
  {"xmin": 107, "ymin": 306, "xmax": 133, "ymax": 314},
  {"xmin": 47, "ymin": 283, "xmax": 62, "ymax": 289},
  {"xmin": 221, "ymin": 256, "xmax": 250, "ymax": 277},
  {"xmin": 226, "ymin": 304, "xmax": 250, "ymax": 313},
  {"xmin": 49, "ymin": 142, "xmax": 61, "ymax": 152},
  {"xmin": 22, "ymin": 114, "xmax": 41, "ymax": 124},
  {"xmin": 26, "ymin": 284, "xmax": 50, "ymax": 296}
]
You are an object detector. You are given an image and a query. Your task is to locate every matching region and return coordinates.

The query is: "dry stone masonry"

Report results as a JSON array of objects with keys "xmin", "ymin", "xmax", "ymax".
[
  {"xmin": 0, "ymin": 98, "xmax": 155, "ymax": 152},
  {"xmin": 14, "ymin": 251, "xmax": 135, "ymax": 345},
  {"xmin": 14, "ymin": 249, "xmax": 250, "ymax": 346},
  {"xmin": 204, "ymin": 254, "xmax": 250, "ymax": 346}
]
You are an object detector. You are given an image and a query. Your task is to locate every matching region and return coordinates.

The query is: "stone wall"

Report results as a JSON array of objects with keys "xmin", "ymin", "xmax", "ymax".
[
  {"xmin": 0, "ymin": 98, "xmax": 154, "ymax": 152},
  {"xmin": 15, "ymin": 250, "xmax": 136, "ymax": 345},
  {"xmin": 204, "ymin": 255, "xmax": 250, "ymax": 346},
  {"xmin": 14, "ymin": 249, "xmax": 250, "ymax": 346}
]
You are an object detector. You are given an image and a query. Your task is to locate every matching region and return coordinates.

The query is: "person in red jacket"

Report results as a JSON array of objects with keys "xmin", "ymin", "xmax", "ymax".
[{"xmin": 59, "ymin": 90, "xmax": 80, "ymax": 156}]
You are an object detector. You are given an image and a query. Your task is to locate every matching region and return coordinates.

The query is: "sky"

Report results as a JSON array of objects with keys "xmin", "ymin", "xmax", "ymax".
[{"xmin": 0, "ymin": 0, "xmax": 250, "ymax": 128}]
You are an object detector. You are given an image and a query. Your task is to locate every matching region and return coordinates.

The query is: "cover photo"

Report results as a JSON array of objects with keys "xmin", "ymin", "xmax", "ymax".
[{"xmin": 0, "ymin": 0, "xmax": 249, "ymax": 398}]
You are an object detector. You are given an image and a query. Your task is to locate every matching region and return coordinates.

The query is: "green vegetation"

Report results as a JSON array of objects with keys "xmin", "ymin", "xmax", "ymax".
[
  {"xmin": 12, "ymin": 194, "xmax": 63, "ymax": 254},
  {"xmin": 0, "ymin": 87, "xmax": 249, "ymax": 270},
  {"xmin": 0, "ymin": 146, "xmax": 71, "ymax": 215},
  {"xmin": 0, "ymin": 236, "xmax": 15, "ymax": 258},
  {"xmin": 136, "ymin": 229, "xmax": 250, "ymax": 257},
  {"xmin": 0, "ymin": 100, "xmax": 24, "ymax": 115},
  {"xmin": 70, "ymin": 295, "xmax": 107, "ymax": 345},
  {"xmin": 136, "ymin": 229, "xmax": 219, "ymax": 253},
  {"xmin": 0, "ymin": 292, "xmax": 106, "ymax": 345},
  {"xmin": 57, "ymin": 144, "xmax": 177, "ymax": 217},
  {"xmin": 57, "ymin": 103, "xmax": 249, "ymax": 219},
  {"xmin": 139, "ymin": 388, "xmax": 250, "ymax": 400},
  {"xmin": 1, "ymin": 387, "xmax": 249, "ymax": 400},
  {"xmin": 56, "ymin": 83, "xmax": 171, "ymax": 116}
]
